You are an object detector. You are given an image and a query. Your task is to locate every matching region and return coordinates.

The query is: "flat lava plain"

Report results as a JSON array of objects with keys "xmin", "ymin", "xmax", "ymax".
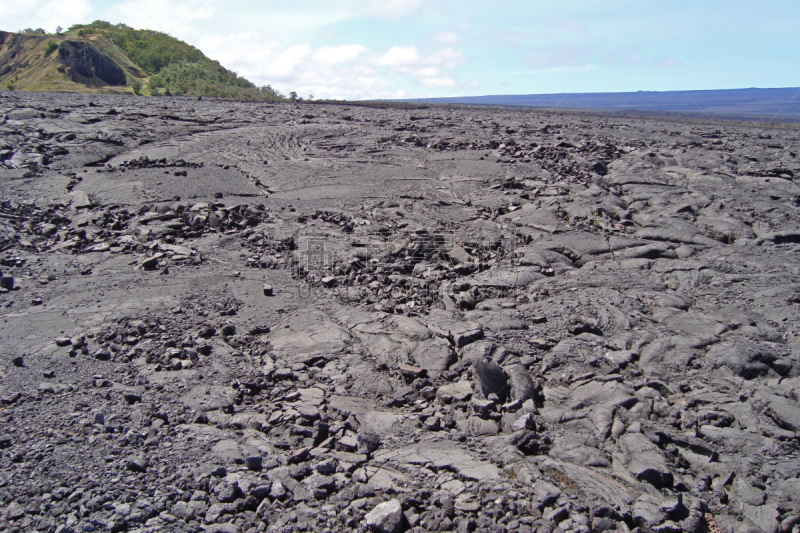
[{"xmin": 1, "ymin": 92, "xmax": 800, "ymax": 533}]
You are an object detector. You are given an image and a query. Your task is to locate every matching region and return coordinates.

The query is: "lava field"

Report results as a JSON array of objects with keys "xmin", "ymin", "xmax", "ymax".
[{"xmin": 1, "ymin": 92, "xmax": 800, "ymax": 533}]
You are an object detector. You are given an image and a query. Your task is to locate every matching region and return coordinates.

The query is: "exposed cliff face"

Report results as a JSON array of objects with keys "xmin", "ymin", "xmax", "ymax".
[
  {"xmin": 57, "ymin": 41, "xmax": 126, "ymax": 86},
  {"xmin": 0, "ymin": 31, "xmax": 139, "ymax": 93}
]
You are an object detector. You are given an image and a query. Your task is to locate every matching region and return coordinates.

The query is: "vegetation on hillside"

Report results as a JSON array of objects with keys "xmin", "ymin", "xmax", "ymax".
[
  {"xmin": 43, "ymin": 40, "xmax": 58, "ymax": 57},
  {"xmin": 66, "ymin": 21, "xmax": 288, "ymax": 101},
  {"xmin": 147, "ymin": 59, "xmax": 283, "ymax": 100},
  {"xmin": 69, "ymin": 21, "xmax": 203, "ymax": 75}
]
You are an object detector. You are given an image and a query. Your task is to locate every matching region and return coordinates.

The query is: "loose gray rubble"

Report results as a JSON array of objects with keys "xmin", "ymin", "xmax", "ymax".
[{"xmin": 1, "ymin": 91, "xmax": 800, "ymax": 533}]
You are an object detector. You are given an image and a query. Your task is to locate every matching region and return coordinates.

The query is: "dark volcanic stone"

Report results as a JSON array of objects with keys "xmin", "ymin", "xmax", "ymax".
[
  {"xmin": 124, "ymin": 393, "xmax": 142, "ymax": 404},
  {"xmin": 472, "ymin": 360, "xmax": 508, "ymax": 403},
  {"xmin": 245, "ymin": 455, "xmax": 263, "ymax": 471},
  {"xmin": 215, "ymin": 481, "xmax": 240, "ymax": 503},
  {"xmin": 58, "ymin": 41, "xmax": 127, "ymax": 86},
  {"xmin": 357, "ymin": 432, "xmax": 381, "ymax": 455},
  {"xmin": 126, "ymin": 455, "xmax": 148, "ymax": 472}
]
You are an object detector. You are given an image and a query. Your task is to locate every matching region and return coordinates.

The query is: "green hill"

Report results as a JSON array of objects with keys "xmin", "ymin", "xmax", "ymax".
[{"xmin": 0, "ymin": 21, "xmax": 286, "ymax": 101}]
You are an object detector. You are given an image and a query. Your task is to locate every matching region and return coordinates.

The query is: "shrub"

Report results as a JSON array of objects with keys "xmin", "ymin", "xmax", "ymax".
[
  {"xmin": 44, "ymin": 41, "xmax": 58, "ymax": 57},
  {"xmin": 130, "ymin": 78, "xmax": 143, "ymax": 94},
  {"xmin": 145, "ymin": 60, "xmax": 287, "ymax": 101}
]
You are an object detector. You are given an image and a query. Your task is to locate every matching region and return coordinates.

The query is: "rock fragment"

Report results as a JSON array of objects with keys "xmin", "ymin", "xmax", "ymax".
[
  {"xmin": 365, "ymin": 499, "xmax": 404, "ymax": 533},
  {"xmin": 437, "ymin": 381, "xmax": 473, "ymax": 403},
  {"xmin": 472, "ymin": 360, "xmax": 508, "ymax": 402}
]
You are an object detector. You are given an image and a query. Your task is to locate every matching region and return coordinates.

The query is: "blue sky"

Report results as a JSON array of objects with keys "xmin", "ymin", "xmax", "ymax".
[{"xmin": 3, "ymin": 0, "xmax": 799, "ymax": 99}]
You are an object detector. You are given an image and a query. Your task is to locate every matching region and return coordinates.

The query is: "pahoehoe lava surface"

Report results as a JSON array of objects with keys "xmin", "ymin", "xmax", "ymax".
[{"xmin": 1, "ymin": 91, "xmax": 800, "ymax": 533}]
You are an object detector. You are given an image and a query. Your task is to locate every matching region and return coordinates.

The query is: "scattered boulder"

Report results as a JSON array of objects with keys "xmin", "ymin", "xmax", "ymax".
[
  {"xmin": 126, "ymin": 455, "xmax": 149, "ymax": 473},
  {"xmin": 365, "ymin": 499, "xmax": 404, "ymax": 533},
  {"xmin": 472, "ymin": 360, "xmax": 509, "ymax": 402},
  {"xmin": 705, "ymin": 339, "xmax": 780, "ymax": 378},
  {"xmin": 437, "ymin": 381, "xmax": 473, "ymax": 403},
  {"xmin": 619, "ymin": 433, "xmax": 673, "ymax": 488},
  {"xmin": 411, "ymin": 337, "xmax": 457, "ymax": 375}
]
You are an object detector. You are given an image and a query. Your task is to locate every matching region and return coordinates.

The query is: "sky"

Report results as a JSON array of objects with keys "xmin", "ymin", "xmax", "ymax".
[{"xmin": 3, "ymin": 0, "xmax": 799, "ymax": 100}]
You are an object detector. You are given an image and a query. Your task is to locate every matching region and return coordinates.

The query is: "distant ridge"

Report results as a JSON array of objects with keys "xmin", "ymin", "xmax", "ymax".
[{"xmin": 402, "ymin": 87, "xmax": 800, "ymax": 118}]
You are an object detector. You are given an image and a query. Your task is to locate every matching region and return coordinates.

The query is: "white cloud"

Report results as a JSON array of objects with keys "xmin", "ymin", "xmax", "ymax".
[
  {"xmin": 102, "ymin": 0, "xmax": 216, "ymax": 37},
  {"xmin": 371, "ymin": 45, "xmax": 467, "ymax": 89},
  {"xmin": 364, "ymin": 0, "xmax": 422, "ymax": 19},
  {"xmin": 199, "ymin": 31, "xmax": 395, "ymax": 99},
  {"xmin": 0, "ymin": 0, "xmax": 92, "ymax": 33},
  {"xmin": 374, "ymin": 46, "xmax": 467, "ymax": 92},
  {"xmin": 199, "ymin": 30, "xmax": 469, "ymax": 100},
  {"xmin": 414, "ymin": 67, "xmax": 440, "ymax": 78},
  {"xmin": 375, "ymin": 46, "xmax": 466, "ymax": 71},
  {"xmin": 313, "ymin": 44, "xmax": 369, "ymax": 64},
  {"xmin": 374, "ymin": 46, "xmax": 419, "ymax": 68},
  {"xmin": 273, "ymin": 44, "xmax": 314, "ymax": 77},
  {"xmin": 198, "ymin": 31, "xmax": 281, "ymax": 73}
]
